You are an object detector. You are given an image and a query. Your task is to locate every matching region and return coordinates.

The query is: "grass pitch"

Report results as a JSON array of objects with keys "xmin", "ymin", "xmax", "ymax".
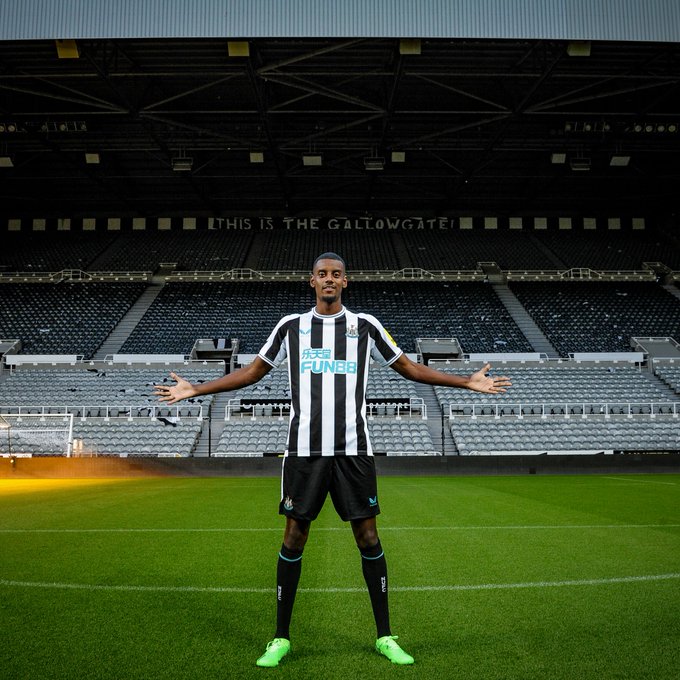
[{"xmin": 1, "ymin": 474, "xmax": 679, "ymax": 679}]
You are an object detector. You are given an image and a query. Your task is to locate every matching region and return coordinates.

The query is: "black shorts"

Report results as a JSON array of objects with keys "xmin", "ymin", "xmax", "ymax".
[{"xmin": 279, "ymin": 455, "xmax": 380, "ymax": 522}]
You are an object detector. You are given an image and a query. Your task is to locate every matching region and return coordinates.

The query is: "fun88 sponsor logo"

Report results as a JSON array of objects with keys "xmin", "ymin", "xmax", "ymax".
[{"xmin": 300, "ymin": 348, "xmax": 357, "ymax": 374}]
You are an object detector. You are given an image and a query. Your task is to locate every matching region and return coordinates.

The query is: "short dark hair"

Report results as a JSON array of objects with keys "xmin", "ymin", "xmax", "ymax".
[{"xmin": 312, "ymin": 252, "xmax": 346, "ymax": 271}]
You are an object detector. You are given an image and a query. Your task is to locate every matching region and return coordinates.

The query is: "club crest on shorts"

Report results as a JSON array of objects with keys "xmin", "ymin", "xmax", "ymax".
[
  {"xmin": 346, "ymin": 324, "xmax": 359, "ymax": 338},
  {"xmin": 283, "ymin": 496, "xmax": 294, "ymax": 512}
]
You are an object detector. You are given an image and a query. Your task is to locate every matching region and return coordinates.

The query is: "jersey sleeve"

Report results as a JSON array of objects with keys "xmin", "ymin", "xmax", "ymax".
[
  {"xmin": 363, "ymin": 314, "xmax": 403, "ymax": 367},
  {"xmin": 258, "ymin": 315, "xmax": 293, "ymax": 368}
]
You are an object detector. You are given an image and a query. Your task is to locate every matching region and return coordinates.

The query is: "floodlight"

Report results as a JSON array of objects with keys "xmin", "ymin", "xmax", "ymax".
[
  {"xmin": 364, "ymin": 156, "xmax": 385, "ymax": 171},
  {"xmin": 302, "ymin": 154, "xmax": 323, "ymax": 166},
  {"xmin": 609, "ymin": 154, "xmax": 630, "ymax": 167},
  {"xmin": 171, "ymin": 156, "xmax": 193, "ymax": 171}
]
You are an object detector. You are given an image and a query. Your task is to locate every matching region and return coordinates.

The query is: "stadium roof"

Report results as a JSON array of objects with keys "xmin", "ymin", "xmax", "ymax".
[{"xmin": 1, "ymin": 36, "xmax": 679, "ymax": 217}]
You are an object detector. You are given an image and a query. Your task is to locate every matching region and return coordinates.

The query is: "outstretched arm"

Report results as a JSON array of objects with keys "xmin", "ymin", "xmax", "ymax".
[
  {"xmin": 390, "ymin": 355, "xmax": 511, "ymax": 394},
  {"xmin": 154, "ymin": 356, "xmax": 273, "ymax": 404}
]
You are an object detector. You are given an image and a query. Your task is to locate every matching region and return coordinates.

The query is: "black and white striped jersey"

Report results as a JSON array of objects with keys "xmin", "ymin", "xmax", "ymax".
[{"xmin": 258, "ymin": 306, "xmax": 402, "ymax": 456}]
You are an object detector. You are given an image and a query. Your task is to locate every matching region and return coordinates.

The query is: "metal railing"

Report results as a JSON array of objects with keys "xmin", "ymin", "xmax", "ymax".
[
  {"xmin": 0, "ymin": 404, "xmax": 204, "ymax": 419},
  {"xmin": 225, "ymin": 397, "xmax": 427, "ymax": 420},
  {"xmin": 0, "ymin": 269, "xmax": 151, "ymax": 283},
  {"xmin": 448, "ymin": 401, "xmax": 680, "ymax": 418}
]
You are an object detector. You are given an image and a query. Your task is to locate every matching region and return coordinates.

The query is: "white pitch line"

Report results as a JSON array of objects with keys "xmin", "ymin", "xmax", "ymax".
[
  {"xmin": 602, "ymin": 476, "xmax": 678, "ymax": 486},
  {"xmin": 0, "ymin": 573, "xmax": 679, "ymax": 595},
  {"xmin": 1, "ymin": 524, "xmax": 679, "ymax": 534}
]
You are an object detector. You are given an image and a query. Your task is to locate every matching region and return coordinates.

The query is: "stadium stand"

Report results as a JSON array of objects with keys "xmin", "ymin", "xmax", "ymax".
[
  {"xmin": 345, "ymin": 282, "xmax": 533, "ymax": 353},
  {"xmin": 121, "ymin": 281, "xmax": 309, "ymax": 355},
  {"xmin": 534, "ymin": 230, "xmax": 680, "ymax": 270},
  {"xmin": 215, "ymin": 418, "xmax": 436, "ymax": 456},
  {"xmin": 0, "ymin": 365, "xmax": 223, "ymax": 412},
  {"xmin": 71, "ymin": 418, "xmax": 203, "ymax": 457},
  {"xmin": 0, "ymin": 231, "xmax": 119, "ymax": 272},
  {"xmin": 434, "ymin": 363, "xmax": 678, "ymax": 412},
  {"xmin": 1, "ymin": 224, "xmax": 678, "ymax": 459},
  {"xmin": 120, "ymin": 281, "xmax": 532, "ymax": 355},
  {"xmin": 1, "ymin": 226, "xmax": 677, "ymax": 275},
  {"xmin": 450, "ymin": 417, "xmax": 678, "ymax": 455},
  {"xmin": 654, "ymin": 363, "xmax": 680, "ymax": 395},
  {"xmin": 90, "ymin": 231, "xmax": 253, "ymax": 272},
  {"xmin": 0, "ymin": 282, "xmax": 147, "ymax": 358},
  {"xmin": 251, "ymin": 231, "xmax": 398, "ymax": 271},
  {"xmin": 510, "ymin": 282, "xmax": 680, "ymax": 355},
  {"xmin": 226, "ymin": 365, "xmax": 417, "ymax": 403},
  {"xmin": 399, "ymin": 231, "xmax": 559, "ymax": 270}
]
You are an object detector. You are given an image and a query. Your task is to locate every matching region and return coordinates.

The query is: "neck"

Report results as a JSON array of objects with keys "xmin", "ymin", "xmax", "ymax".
[{"xmin": 314, "ymin": 299, "xmax": 343, "ymax": 316}]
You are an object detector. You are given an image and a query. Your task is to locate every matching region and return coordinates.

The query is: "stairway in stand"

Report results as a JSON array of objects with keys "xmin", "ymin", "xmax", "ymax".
[
  {"xmin": 412, "ymin": 382, "xmax": 457, "ymax": 455},
  {"xmin": 193, "ymin": 392, "xmax": 232, "ymax": 457},
  {"xmin": 492, "ymin": 284, "xmax": 560, "ymax": 358},
  {"xmin": 93, "ymin": 284, "xmax": 164, "ymax": 359}
]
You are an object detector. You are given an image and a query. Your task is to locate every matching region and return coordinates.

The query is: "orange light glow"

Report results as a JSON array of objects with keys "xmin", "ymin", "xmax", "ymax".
[{"xmin": 0, "ymin": 478, "xmax": 138, "ymax": 497}]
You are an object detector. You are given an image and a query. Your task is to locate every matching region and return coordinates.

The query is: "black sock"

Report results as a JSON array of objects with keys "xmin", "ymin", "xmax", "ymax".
[
  {"xmin": 360, "ymin": 540, "xmax": 391, "ymax": 639},
  {"xmin": 274, "ymin": 543, "xmax": 303, "ymax": 640}
]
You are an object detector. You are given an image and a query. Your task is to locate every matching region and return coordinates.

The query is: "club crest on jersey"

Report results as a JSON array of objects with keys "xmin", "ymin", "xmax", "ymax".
[
  {"xmin": 346, "ymin": 324, "xmax": 359, "ymax": 338},
  {"xmin": 283, "ymin": 496, "xmax": 294, "ymax": 512}
]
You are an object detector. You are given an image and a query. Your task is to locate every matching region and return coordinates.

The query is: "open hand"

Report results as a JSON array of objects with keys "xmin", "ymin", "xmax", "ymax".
[
  {"xmin": 153, "ymin": 372, "xmax": 197, "ymax": 404},
  {"xmin": 468, "ymin": 363, "xmax": 512, "ymax": 394}
]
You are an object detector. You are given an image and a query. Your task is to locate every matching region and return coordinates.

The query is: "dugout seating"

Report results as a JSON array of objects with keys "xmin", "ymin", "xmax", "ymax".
[
  {"xmin": 509, "ymin": 282, "xmax": 680, "ymax": 355},
  {"xmin": 214, "ymin": 418, "xmax": 436, "ymax": 456},
  {"xmin": 450, "ymin": 417, "xmax": 679, "ymax": 455},
  {"xmin": 0, "ymin": 282, "xmax": 147, "ymax": 358}
]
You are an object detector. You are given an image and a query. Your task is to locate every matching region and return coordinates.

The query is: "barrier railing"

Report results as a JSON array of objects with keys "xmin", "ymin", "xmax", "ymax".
[
  {"xmin": 0, "ymin": 404, "xmax": 204, "ymax": 419},
  {"xmin": 448, "ymin": 401, "xmax": 680, "ymax": 418},
  {"xmin": 0, "ymin": 269, "xmax": 151, "ymax": 283},
  {"xmin": 367, "ymin": 398, "xmax": 427, "ymax": 419},
  {"xmin": 167, "ymin": 267, "xmax": 485, "ymax": 282},
  {"xmin": 225, "ymin": 400, "xmax": 290, "ymax": 420},
  {"xmin": 225, "ymin": 397, "xmax": 427, "ymax": 420}
]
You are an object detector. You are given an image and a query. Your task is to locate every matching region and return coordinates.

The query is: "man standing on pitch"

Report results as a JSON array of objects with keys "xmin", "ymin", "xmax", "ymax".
[{"xmin": 155, "ymin": 252, "xmax": 511, "ymax": 667}]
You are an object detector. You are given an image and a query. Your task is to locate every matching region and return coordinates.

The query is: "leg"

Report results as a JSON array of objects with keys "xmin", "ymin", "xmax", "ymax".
[
  {"xmin": 351, "ymin": 516, "xmax": 390, "ymax": 638},
  {"xmin": 256, "ymin": 517, "xmax": 310, "ymax": 668},
  {"xmin": 258, "ymin": 457, "xmax": 331, "ymax": 667},
  {"xmin": 352, "ymin": 516, "xmax": 414, "ymax": 665},
  {"xmin": 277, "ymin": 516, "xmax": 310, "ymax": 638}
]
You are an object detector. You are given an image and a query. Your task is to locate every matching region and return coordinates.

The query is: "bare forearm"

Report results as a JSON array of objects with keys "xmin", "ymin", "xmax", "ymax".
[
  {"xmin": 191, "ymin": 363, "xmax": 267, "ymax": 396},
  {"xmin": 395, "ymin": 360, "xmax": 471, "ymax": 388},
  {"xmin": 391, "ymin": 355, "xmax": 510, "ymax": 394}
]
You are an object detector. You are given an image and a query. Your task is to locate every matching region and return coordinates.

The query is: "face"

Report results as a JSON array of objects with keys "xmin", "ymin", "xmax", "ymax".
[{"xmin": 310, "ymin": 258, "xmax": 347, "ymax": 304}]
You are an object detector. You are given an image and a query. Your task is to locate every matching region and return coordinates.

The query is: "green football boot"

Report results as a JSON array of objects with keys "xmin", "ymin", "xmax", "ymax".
[
  {"xmin": 256, "ymin": 638, "xmax": 291, "ymax": 667},
  {"xmin": 375, "ymin": 635, "xmax": 415, "ymax": 665}
]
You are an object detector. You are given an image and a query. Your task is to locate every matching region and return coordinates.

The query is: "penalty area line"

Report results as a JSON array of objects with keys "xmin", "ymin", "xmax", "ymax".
[{"xmin": 1, "ymin": 573, "xmax": 679, "ymax": 595}]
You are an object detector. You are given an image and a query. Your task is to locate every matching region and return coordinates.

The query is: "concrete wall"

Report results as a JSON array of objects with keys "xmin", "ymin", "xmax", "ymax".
[{"xmin": 2, "ymin": 454, "xmax": 679, "ymax": 479}]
